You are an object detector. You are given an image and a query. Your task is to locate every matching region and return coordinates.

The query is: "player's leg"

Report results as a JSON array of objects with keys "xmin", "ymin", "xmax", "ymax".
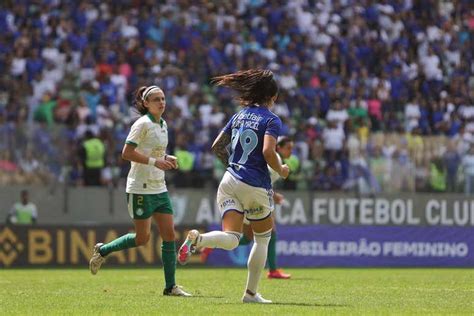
[
  {"xmin": 240, "ymin": 219, "xmax": 253, "ymax": 246},
  {"xmin": 242, "ymin": 186, "xmax": 275, "ymax": 303},
  {"xmin": 90, "ymin": 217, "xmax": 150, "ymax": 274},
  {"xmin": 89, "ymin": 193, "xmax": 152, "ymax": 275},
  {"xmin": 154, "ymin": 213, "xmax": 192, "ymax": 296},
  {"xmin": 201, "ymin": 216, "xmax": 252, "ymax": 262},
  {"xmin": 193, "ymin": 211, "xmax": 244, "ymax": 249},
  {"xmin": 100, "ymin": 193, "xmax": 153, "ymax": 253},
  {"xmin": 267, "ymin": 215, "xmax": 290, "ymax": 279},
  {"xmin": 178, "ymin": 211, "xmax": 243, "ymax": 265},
  {"xmin": 152, "ymin": 192, "xmax": 191, "ymax": 296},
  {"xmin": 242, "ymin": 215, "xmax": 273, "ymax": 304},
  {"xmin": 179, "ymin": 173, "xmax": 244, "ymax": 264}
]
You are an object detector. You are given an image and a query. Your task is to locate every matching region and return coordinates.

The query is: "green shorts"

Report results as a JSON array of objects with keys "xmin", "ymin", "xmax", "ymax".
[{"xmin": 126, "ymin": 192, "xmax": 174, "ymax": 219}]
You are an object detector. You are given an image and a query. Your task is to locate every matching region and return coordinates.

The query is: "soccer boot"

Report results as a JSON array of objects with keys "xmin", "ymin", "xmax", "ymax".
[
  {"xmin": 163, "ymin": 285, "xmax": 192, "ymax": 297},
  {"xmin": 242, "ymin": 292, "xmax": 272, "ymax": 304},
  {"xmin": 178, "ymin": 229, "xmax": 199, "ymax": 265},
  {"xmin": 267, "ymin": 269, "xmax": 291, "ymax": 279},
  {"xmin": 89, "ymin": 243, "xmax": 106, "ymax": 275}
]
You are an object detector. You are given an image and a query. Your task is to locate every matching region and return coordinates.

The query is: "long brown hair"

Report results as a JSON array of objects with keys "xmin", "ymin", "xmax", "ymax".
[
  {"xmin": 133, "ymin": 85, "xmax": 163, "ymax": 115},
  {"xmin": 211, "ymin": 69, "xmax": 278, "ymax": 106},
  {"xmin": 133, "ymin": 86, "xmax": 148, "ymax": 115}
]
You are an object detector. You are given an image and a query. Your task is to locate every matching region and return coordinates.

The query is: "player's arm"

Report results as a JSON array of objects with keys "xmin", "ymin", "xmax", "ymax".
[
  {"xmin": 122, "ymin": 144, "xmax": 175, "ymax": 170},
  {"xmin": 6, "ymin": 206, "xmax": 16, "ymax": 224},
  {"xmin": 31, "ymin": 205, "xmax": 38, "ymax": 224},
  {"xmin": 273, "ymin": 192, "xmax": 284, "ymax": 204},
  {"xmin": 211, "ymin": 131, "xmax": 231, "ymax": 167},
  {"xmin": 263, "ymin": 135, "xmax": 289, "ymax": 179}
]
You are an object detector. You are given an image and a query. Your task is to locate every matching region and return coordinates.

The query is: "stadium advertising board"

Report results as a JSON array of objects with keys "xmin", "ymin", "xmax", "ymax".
[
  {"xmin": 0, "ymin": 225, "xmax": 206, "ymax": 268},
  {"xmin": 171, "ymin": 192, "xmax": 474, "ymax": 226},
  {"xmin": 205, "ymin": 225, "xmax": 474, "ymax": 267},
  {"xmin": 1, "ymin": 224, "xmax": 472, "ymax": 268}
]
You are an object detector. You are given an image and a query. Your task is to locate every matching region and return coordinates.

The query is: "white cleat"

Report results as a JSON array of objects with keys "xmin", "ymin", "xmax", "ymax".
[
  {"xmin": 163, "ymin": 285, "xmax": 192, "ymax": 297},
  {"xmin": 178, "ymin": 230, "xmax": 199, "ymax": 265},
  {"xmin": 89, "ymin": 243, "xmax": 106, "ymax": 275},
  {"xmin": 242, "ymin": 292, "xmax": 272, "ymax": 304}
]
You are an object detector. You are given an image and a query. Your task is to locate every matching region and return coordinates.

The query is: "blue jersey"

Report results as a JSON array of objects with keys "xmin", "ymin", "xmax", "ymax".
[{"xmin": 222, "ymin": 106, "xmax": 282, "ymax": 189}]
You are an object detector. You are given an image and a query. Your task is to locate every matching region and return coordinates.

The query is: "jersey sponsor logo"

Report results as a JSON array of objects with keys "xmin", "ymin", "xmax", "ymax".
[
  {"xmin": 220, "ymin": 199, "xmax": 236, "ymax": 209},
  {"xmin": 247, "ymin": 206, "xmax": 264, "ymax": 216}
]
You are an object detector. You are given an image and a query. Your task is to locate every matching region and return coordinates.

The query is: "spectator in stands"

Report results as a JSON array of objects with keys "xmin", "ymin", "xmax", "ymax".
[
  {"xmin": 172, "ymin": 133, "xmax": 196, "ymax": 188},
  {"xmin": 404, "ymin": 96, "xmax": 421, "ymax": 132},
  {"xmin": 0, "ymin": 0, "xmax": 472, "ymax": 193},
  {"xmin": 430, "ymin": 158, "xmax": 447, "ymax": 192},
  {"xmin": 461, "ymin": 146, "xmax": 474, "ymax": 195},
  {"xmin": 322, "ymin": 120, "xmax": 345, "ymax": 162},
  {"xmin": 369, "ymin": 146, "xmax": 391, "ymax": 192},
  {"xmin": 312, "ymin": 163, "xmax": 344, "ymax": 191},
  {"xmin": 6, "ymin": 190, "xmax": 38, "ymax": 225},
  {"xmin": 391, "ymin": 148, "xmax": 415, "ymax": 192},
  {"xmin": 443, "ymin": 141, "xmax": 461, "ymax": 192},
  {"xmin": 326, "ymin": 99, "xmax": 348, "ymax": 129},
  {"xmin": 78, "ymin": 130, "xmax": 106, "ymax": 186}
]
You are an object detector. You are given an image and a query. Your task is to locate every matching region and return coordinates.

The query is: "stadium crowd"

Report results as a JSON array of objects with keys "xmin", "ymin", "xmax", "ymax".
[{"xmin": 0, "ymin": 0, "xmax": 473, "ymax": 193}]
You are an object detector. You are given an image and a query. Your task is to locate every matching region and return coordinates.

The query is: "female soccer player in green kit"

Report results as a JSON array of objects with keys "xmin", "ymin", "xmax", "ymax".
[{"xmin": 89, "ymin": 85, "xmax": 192, "ymax": 297}]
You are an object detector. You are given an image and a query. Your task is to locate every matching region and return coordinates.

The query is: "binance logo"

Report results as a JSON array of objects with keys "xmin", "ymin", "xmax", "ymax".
[{"xmin": 0, "ymin": 227, "xmax": 24, "ymax": 266}]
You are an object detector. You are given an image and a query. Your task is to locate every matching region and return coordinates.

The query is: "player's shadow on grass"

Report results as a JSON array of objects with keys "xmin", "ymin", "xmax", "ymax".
[
  {"xmin": 214, "ymin": 302, "xmax": 347, "ymax": 307},
  {"xmin": 287, "ymin": 277, "xmax": 324, "ymax": 281},
  {"xmin": 272, "ymin": 302, "xmax": 347, "ymax": 308},
  {"xmin": 189, "ymin": 295, "xmax": 226, "ymax": 299}
]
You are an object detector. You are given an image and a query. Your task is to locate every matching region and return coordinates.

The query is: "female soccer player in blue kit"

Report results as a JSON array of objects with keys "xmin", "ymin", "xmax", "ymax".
[{"xmin": 178, "ymin": 69, "xmax": 289, "ymax": 303}]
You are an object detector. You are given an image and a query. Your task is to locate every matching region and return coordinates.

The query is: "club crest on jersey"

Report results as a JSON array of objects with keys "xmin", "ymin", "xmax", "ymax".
[{"xmin": 136, "ymin": 208, "xmax": 144, "ymax": 216}]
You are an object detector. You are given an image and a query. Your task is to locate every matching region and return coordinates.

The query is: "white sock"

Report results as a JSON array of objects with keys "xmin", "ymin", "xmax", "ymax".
[
  {"xmin": 197, "ymin": 231, "xmax": 241, "ymax": 250},
  {"xmin": 245, "ymin": 229, "xmax": 272, "ymax": 294}
]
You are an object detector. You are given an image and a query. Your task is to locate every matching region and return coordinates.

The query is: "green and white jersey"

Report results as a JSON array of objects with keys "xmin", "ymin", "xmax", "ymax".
[
  {"xmin": 10, "ymin": 202, "xmax": 37, "ymax": 224},
  {"xmin": 125, "ymin": 113, "xmax": 169, "ymax": 194}
]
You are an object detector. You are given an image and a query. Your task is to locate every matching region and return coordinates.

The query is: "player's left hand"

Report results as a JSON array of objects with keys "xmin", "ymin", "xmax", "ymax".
[
  {"xmin": 165, "ymin": 155, "xmax": 178, "ymax": 169},
  {"xmin": 274, "ymin": 192, "xmax": 284, "ymax": 205},
  {"xmin": 279, "ymin": 164, "xmax": 290, "ymax": 179}
]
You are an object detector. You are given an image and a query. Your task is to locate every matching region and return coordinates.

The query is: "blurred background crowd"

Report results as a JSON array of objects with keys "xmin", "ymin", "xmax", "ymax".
[{"xmin": 0, "ymin": 0, "xmax": 473, "ymax": 194}]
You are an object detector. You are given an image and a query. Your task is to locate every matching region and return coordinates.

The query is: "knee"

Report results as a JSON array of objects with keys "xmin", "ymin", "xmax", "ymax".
[
  {"xmin": 135, "ymin": 233, "xmax": 150, "ymax": 246},
  {"xmin": 222, "ymin": 240, "xmax": 239, "ymax": 251},
  {"xmin": 221, "ymin": 231, "xmax": 241, "ymax": 250},
  {"xmin": 254, "ymin": 229, "xmax": 272, "ymax": 245}
]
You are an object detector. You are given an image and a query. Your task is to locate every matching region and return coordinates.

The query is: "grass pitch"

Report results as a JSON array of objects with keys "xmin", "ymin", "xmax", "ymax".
[{"xmin": 0, "ymin": 268, "xmax": 472, "ymax": 315}]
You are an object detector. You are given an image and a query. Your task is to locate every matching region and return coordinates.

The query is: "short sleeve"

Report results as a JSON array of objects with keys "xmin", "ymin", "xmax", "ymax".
[
  {"xmin": 31, "ymin": 204, "xmax": 38, "ymax": 218},
  {"xmin": 221, "ymin": 114, "xmax": 236, "ymax": 135},
  {"xmin": 265, "ymin": 115, "xmax": 282, "ymax": 139},
  {"xmin": 126, "ymin": 121, "xmax": 146, "ymax": 146}
]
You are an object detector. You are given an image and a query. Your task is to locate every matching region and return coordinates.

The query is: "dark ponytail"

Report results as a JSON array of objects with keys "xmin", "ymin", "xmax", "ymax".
[
  {"xmin": 211, "ymin": 69, "xmax": 279, "ymax": 107},
  {"xmin": 133, "ymin": 86, "xmax": 148, "ymax": 115}
]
